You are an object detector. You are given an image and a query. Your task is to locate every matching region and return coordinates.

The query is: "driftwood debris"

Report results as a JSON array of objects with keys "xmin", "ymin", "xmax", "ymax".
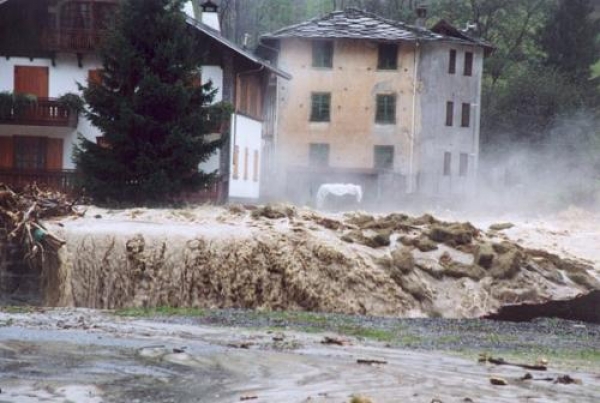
[
  {"xmin": 357, "ymin": 358, "xmax": 388, "ymax": 365},
  {"xmin": 321, "ymin": 336, "xmax": 351, "ymax": 346},
  {"xmin": 0, "ymin": 183, "xmax": 79, "ymax": 263},
  {"xmin": 521, "ymin": 373, "xmax": 582, "ymax": 385},
  {"xmin": 478, "ymin": 354, "xmax": 548, "ymax": 371},
  {"xmin": 489, "ymin": 377, "xmax": 508, "ymax": 386}
]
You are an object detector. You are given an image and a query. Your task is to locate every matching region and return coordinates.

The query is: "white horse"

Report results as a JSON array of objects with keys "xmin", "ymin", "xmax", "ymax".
[{"xmin": 316, "ymin": 183, "xmax": 362, "ymax": 210}]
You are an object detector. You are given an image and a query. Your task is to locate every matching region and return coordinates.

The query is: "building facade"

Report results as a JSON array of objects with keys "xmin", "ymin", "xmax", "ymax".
[
  {"xmin": 259, "ymin": 9, "xmax": 491, "ymax": 205},
  {"xmin": 0, "ymin": 0, "xmax": 112, "ymax": 191},
  {"xmin": 0, "ymin": 0, "xmax": 288, "ymax": 201}
]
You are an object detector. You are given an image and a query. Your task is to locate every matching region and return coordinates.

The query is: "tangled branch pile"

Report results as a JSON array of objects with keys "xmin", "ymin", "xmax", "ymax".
[{"xmin": 0, "ymin": 183, "xmax": 74, "ymax": 264}]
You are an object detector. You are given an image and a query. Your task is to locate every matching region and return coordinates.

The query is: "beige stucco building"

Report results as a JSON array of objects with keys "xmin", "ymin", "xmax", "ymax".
[{"xmin": 259, "ymin": 9, "xmax": 492, "ymax": 205}]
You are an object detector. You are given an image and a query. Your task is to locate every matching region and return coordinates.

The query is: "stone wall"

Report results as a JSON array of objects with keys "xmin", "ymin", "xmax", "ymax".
[{"xmin": 0, "ymin": 237, "xmax": 41, "ymax": 305}]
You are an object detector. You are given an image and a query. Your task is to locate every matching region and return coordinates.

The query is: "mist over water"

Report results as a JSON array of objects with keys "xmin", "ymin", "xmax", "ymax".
[
  {"xmin": 476, "ymin": 110, "xmax": 600, "ymax": 216},
  {"xmin": 271, "ymin": 110, "xmax": 600, "ymax": 218}
]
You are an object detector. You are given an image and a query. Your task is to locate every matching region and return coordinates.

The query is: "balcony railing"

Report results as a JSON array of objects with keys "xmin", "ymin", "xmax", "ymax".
[
  {"xmin": 0, "ymin": 169, "xmax": 78, "ymax": 194},
  {"xmin": 0, "ymin": 98, "xmax": 78, "ymax": 128},
  {"xmin": 41, "ymin": 28, "xmax": 106, "ymax": 53}
]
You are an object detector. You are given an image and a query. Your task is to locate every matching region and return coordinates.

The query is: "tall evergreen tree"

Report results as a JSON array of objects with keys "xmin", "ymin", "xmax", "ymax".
[
  {"xmin": 539, "ymin": 0, "xmax": 600, "ymax": 85},
  {"xmin": 75, "ymin": 0, "xmax": 219, "ymax": 205}
]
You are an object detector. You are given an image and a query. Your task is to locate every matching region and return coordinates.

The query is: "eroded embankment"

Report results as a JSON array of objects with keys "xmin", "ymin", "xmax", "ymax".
[{"xmin": 41, "ymin": 205, "xmax": 600, "ymax": 318}]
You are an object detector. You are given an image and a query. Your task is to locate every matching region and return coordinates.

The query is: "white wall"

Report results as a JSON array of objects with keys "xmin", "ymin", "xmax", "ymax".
[
  {"xmin": 0, "ymin": 53, "xmax": 100, "ymax": 100},
  {"xmin": 229, "ymin": 114, "xmax": 262, "ymax": 199},
  {"xmin": 202, "ymin": 65, "xmax": 223, "ymax": 103},
  {"xmin": 182, "ymin": 1, "xmax": 195, "ymax": 18},
  {"xmin": 0, "ymin": 53, "xmax": 104, "ymax": 169},
  {"xmin": 201, "ymin": 12, "xmax": 220, "ymax": 32},
  {"xmin": 198, "ymin": 134, "xmax": 221, "ymax": 174}
]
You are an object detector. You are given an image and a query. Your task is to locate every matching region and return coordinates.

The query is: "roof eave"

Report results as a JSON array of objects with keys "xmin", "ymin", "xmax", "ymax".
[{"xmin": 185, "ymin": 16, "xmax": 292, "ymax": 80}]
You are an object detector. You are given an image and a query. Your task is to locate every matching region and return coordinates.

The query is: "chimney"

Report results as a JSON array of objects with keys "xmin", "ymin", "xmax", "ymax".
[
  {"xmin": 200, "ymin": 0, "xmax": 220, "ymax": 32},
  {"xmin": 415, "ymin": 6, "xmax": 427, "ymax": 28}
]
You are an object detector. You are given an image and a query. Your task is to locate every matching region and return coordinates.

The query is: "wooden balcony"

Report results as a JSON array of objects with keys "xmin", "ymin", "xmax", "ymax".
[
  {"xmin": 0, "ymin": 98, "xmax": 78, "ymax": 128},
  {"xmin": 41, "ymin": 28, "xmax": 106, "ymax": 53},
  {"xmin": 0, "ymin": 169, "xmax": 78, "ymax": 194}
]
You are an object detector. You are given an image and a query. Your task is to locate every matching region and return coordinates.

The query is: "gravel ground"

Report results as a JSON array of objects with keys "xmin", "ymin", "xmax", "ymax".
[{"xmin": 145, "ymin": 309, "xmax": 600, "ymax": 365}]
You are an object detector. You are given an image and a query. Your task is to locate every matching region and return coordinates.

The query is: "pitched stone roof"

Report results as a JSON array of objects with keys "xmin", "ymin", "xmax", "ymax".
[{"xmin": 262, "ymin": 8, "xmax": 492, "ymax": 50}]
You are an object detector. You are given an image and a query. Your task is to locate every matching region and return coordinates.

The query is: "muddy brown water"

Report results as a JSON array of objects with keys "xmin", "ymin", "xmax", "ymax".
[
  {"xmin": 35, "ymin": 206, "xmax": 599, "ymax": 322},
  {"xmin": 0, "ymin": 309, "xmax": 599, "ymax": 403}
]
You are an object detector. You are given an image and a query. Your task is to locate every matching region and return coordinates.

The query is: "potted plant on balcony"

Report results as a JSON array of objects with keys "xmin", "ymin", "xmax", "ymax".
[
  {"xmin": 0, "ymin": 91, "xmax": 37, "ymax": 120},
  {"xmin": 57, "ymin": 92, "xmax": 85, "ymax": 114}
]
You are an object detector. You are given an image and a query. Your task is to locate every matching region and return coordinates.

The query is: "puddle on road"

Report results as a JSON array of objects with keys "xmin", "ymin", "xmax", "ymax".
[{"xmin": 1, "ymin": 320, "xmax": 599, "ymax": 403}]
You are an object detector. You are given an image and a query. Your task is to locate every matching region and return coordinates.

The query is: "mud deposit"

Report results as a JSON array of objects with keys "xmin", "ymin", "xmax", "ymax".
[
  {"xmin": 1, "ymin": 308, "xmax": 599, "ymax": 403},
  {"xmin": 41, "ymin": 205, "xmax": 599, "ymax": 318}
]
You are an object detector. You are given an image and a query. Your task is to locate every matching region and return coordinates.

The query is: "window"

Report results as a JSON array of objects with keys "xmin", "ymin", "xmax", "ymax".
[
  {"xmin": 253, "ymin": 150, "xmax": 259, "ymax": 182},
  {"xmin": 61, "ymin": 1, "xmax": 92, "ymax": 29},
  {"xmin": 448, "ymin": 49, "xmax": 457, "ymax": 74},
  {"xmin": 377, "ymin": 43, "xmax": 398, "ymax": 70},
  {"xmin": 14, "ymin": 136, "xmax": 47, "ymax": 170},
  {"xmin": 60, "ymin": 1, "xmax": 117, "ymax": 31},
  {"xmin": 309, "ymin": 143, "xmax": 330, "ymax": 167},
  {"xmin": 312, "ymin": 41, "xmax": 333, "ymax": 68},
  {"xmin": 459, "ymin": 153, "xmax": 469, "ymax": 177},
  {"xmin": 443, "ymin": 152, "xmax": 452, "ymax": 176},
  {"xmin": 232, "ymin": 145, "xmax": 239, "ymax": 179},
  {"xmin": 461, "ymin": 103, "xmax": 471, "ymax": 127},
  {"xmin": 376, "ymin": 94, "xmax": 396, "ymax": 124},
  {"xmin": 374, "ymin": 146, "xmax": 394, "ymax": 170},
  {"xmin": 243, "ymin": 147, "xmax": 249, "ymax": 181},
  {"xmin": 445, "ymin": 101, "xmax": 454, "ymax": 126},
  {"xmin": 310, "ymin": 92, "xmax": 331, "ymax": 122},
  {"xmin": 464, "ymin": 52, "xmax": 473, "ymax": 76}
]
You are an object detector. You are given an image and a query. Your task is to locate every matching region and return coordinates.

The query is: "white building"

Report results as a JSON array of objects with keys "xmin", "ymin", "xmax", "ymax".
[{"xmin": 0, "ymin": 0, "xmax": 289, "ymax": 202}]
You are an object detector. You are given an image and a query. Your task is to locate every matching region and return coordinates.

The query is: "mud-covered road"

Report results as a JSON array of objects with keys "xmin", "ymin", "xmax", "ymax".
[{"xmin": 1, "ymin": 308, "xmax": 599, "ymax": 403}]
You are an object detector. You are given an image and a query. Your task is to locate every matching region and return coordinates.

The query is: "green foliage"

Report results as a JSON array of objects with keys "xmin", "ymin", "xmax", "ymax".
[
  {"xmin": 433, "ymin": 0, "xmax": 552, "ymax": 83},
  {"xmin": 75, "ymin": 0, "xmax": 220, "ymax": 205},
  {"xmin": 480, "ymin": 0, "xmax": 600, "ymax": 149},
  {"xmin": 539, "ymin": 0, "xmax": 600, "ymax": 85},
  {"xmin": 482, "ymin": 64, "xmax": 587, "ymax": 145},
  {"xmin": 0, "ymin": 91, "xmax": 37, "ymax": 120},
  {"xmin": 57, "ymin": 93, "xmax": 85, "ymax": 113}
]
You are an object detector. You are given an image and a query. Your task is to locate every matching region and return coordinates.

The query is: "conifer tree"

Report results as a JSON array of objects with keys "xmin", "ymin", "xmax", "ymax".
[{"xmin": 75, "ymin": 0, "xmax": 219, "ymax": 205}]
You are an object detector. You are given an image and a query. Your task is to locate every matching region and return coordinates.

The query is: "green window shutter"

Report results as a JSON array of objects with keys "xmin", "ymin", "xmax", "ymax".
[
  {"xmin": 312, "ymin": 41, "xmax": 333, "ymax": 68},
  {"xmin": 376, "ymin": 94, "xmax": 396, "ymax": 124},
  {"xmin": 374, "ymin": 145, "xmax": 394, "ymax": 169},
  {"xmin": 377, "ymin": 43, "xmax": 398, "ymax": 70},
  {"xmin": 310, "ymin": 92, "xmax": 331, "ymax": 122}
]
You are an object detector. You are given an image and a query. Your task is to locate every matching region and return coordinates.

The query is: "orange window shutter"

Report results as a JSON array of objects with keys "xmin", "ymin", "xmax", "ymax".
[
  {"xmin": 96, "ymin": 136, "xmax": 111, "ymax": 149},
  {"xmin": 45, "ymin": 138, "xmax": 63, "ymax": 170},
  {"xmin": 14, "ymin": 66, "xmax": 49, "ymax": 98},
  {"xmin": 243, "ymin": 147, "xmax": 249, "ymax": 181},
  {"xmin": 253, "ymin": 150, "xmax": 259, "ymax": 182},
  {"xmin": 233, "ymin": 145, "xmax": 239, "ymax": 179},
  {"xmin": 0, "ymin": 137, "xmax": 14, "ymax": 169},
  {"xmin": 192, "ymin": 72, "xmax": 201, "ymax": 88},
  {"xmin": 89, "ymin": 69, "xmax": 103, "ymax": 85}
]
